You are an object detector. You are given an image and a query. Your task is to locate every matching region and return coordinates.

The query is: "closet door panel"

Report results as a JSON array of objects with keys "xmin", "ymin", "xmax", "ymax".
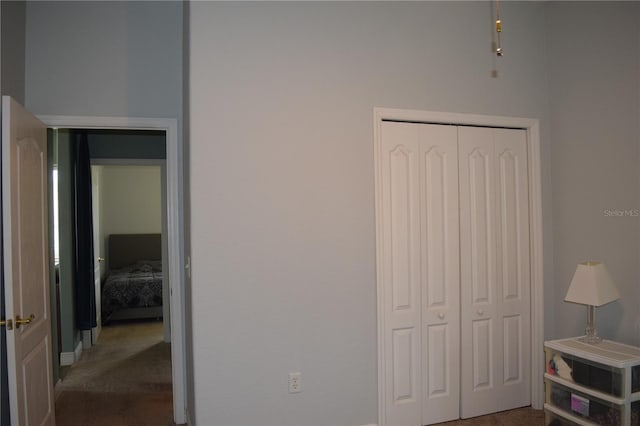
[
  {"xmin": 381, "ymin": 121, "xmax": 421, "ymax": 426},
  {"xmin": 503, "ymin": 314, "xmax": 522, "ymax": 384},
  {"xmin": 426, "ymin": 324, "xmax": 448, "ymax": 394},
  {"xmin": 419, "ymin": 124, "xmax": 460, "ymax": 425},
  {"xmin": 471, "ymin": 318, "xmax": 493, "ymax": 389},
  {"xmin": 495, "ymin": 129, "xmax": 531, "ymax": 410},
  {"xmin": 393, "ymin": 328, "xmax": 417, "ymax": 401},
  {"xmin": 459, "ymin": 127, "xmax": 531, "ymax": 418},
  {"xmin": 467, "ymin": 148, "xmax": 493, "ymax": 305},
  {"xmin": 459, "ymin": 127, "xmax": 499, "ymax": 418},
  {"xmin": 389, "ymin": 143, "xmax": 416, "ymax": 312}
]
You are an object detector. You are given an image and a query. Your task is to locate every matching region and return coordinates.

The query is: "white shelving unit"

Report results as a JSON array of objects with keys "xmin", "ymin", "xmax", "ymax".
[{"xmin": 544, "ymin": 337, "xmax": 640, "ymax": 425}]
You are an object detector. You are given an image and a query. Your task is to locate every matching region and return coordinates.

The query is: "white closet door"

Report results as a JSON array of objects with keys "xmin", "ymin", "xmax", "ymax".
[
  {"xmin": 459, "ymin": 127, "xmax": 498, "ymax": 418},
  {"xmin": 459, "ymin": 127, "xmax": 530, "ymax": 418},
  {"xmin": 418, "ymin": 124, "xmax": 460, "ymax": 425},
  {"xmin": 380, "ymin": 122, "xmax": 460, "ymax": 425},
  {"xmin": 380, "ymin": 121, "xmax": 422, "ymax": 426},
  {"xmin": 494, "ymin": 129, "xmax": 531, "ymax": 411}
]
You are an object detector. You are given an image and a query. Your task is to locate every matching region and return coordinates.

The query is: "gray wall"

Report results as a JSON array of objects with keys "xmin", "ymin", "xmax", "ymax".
[
  {"xmin": 1, "ymin": 0, "xmax": 25, "ymax": 103},
  {"xmin": 25, "ymin": 1, "xmax": 182, "ymax": 120},
  {"xmin": 189, "ymin": 2, "xmax": 552, "ymax": 425},
  {"xmin": 547, "ymin": 3, "xmax": 640, "ymax": 345},
  {"xmin": 88, "ymin": 130, "xmax": 166, "ymax": 160}
]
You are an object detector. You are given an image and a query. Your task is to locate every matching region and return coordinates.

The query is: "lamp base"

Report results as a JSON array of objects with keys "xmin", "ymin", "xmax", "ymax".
[
  {"xmin": 579, "ymin": 334, "xmax": 603, "ymax": 344},
  {"xmin": 581, "ymin": 306, "xmax": 602, "ymax": 344}
]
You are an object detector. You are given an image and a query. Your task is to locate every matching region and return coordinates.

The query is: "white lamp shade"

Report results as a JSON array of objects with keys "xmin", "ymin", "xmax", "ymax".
[{"xmin": 565, "ymin": 261, "xmax": 619, "ymax": 306}]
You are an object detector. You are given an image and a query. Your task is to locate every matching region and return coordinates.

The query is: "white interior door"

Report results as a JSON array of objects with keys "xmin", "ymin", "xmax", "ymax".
[
  {"xmin": 458, "ymin": 126, "xmax": 530, "ymax": 418},
  {"xmin": 2, "ymin": 96, "xmax": 56, "ymax": 426}
]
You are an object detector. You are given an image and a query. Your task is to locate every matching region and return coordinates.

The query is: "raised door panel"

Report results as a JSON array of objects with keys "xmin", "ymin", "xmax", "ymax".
[
  {"xmin": 503, "ymin": 315, "xmax": 522, "ymax": 384},
  {"xmin": 425, "ymin": 325, "xmax": 448, "ymax": 396},
  {"xmin": 393, "ymin": 328, "xmax": 418, "ymax": 402},
  {"xmin": 16, "ymin": 138, "xmax": 48, "ymax": 325},
  {"xmin": 467, "ymin": 148, "xmax": 493, "ymax": 305},
  {"xmin": 380, "ymin": 121, "xmax": 421, "ymax": 426},
  {"xmin": 495, "ymin": 129, "xmax": 531, "ymax": 410},
  {"xmin": 22, "ymin": 337, "xmax": 53, "ymax": 425},
  {"xmin": 418, "ymin": 124, "xmax": 460, "ymax": 425},
  {"xmin": 471, "ymin": 318, "xmax": 493, "ymax": 390},
  {"xmin": 390, "ymin": 142, "xmax": 415, "ymax": 312}
]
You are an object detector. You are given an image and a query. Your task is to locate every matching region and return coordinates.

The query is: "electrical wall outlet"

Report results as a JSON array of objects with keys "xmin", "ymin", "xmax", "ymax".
[{"xmin": 288, "ymin": 372, "xmax": 301, "ymax": 393}]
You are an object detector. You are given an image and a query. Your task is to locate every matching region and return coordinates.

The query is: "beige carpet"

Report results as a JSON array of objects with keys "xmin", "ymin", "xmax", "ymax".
[{"xmin": 55, "ymin": 320, "xmax": 174, "ymax": 426}]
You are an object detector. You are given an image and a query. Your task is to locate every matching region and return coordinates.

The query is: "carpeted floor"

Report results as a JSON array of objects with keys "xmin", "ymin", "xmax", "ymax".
[{"xmin": 55, "ymin": 320, "xmax": 174, "ymax": 426}]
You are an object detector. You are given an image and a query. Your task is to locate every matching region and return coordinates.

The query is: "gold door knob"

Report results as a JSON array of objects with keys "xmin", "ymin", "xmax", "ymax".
[
  {"xmin": 15, "ymin": 314, "xmax": 35, "ymax": 329},
  {"xmin": 0, "ymin": 319, "xmax": 13, "ymax": 330}
]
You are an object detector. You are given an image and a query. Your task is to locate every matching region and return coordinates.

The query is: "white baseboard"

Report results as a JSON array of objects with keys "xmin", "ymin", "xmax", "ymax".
[
  {"xmin": 59, "ymin": 352, "xmax": 73, "ymax": 366},
  {"xmin": 92, "ymin": 324, "xmax": 101, "ymax": 345},
  {"xmin": 75, "ymin": 338, "xmax": 83, "ymax": 360},
  {"xmin": 60, "ymin": 340, "xmax": 83, "ymax": 366},
  {"xmin": 82, "ymin": 329, "xmax": 92, "ymax": 349}
]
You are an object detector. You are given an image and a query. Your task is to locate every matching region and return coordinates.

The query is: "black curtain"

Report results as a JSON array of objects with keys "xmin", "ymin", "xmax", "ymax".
[{"xmin": 73, "ymin": 131, "xmax": 96, "ymax": 330}]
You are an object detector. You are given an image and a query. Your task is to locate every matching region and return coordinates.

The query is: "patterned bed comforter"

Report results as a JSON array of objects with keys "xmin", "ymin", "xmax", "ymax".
[{"xmin": 101, "ymin": 260, "xmax": 163, "ymax": 321}]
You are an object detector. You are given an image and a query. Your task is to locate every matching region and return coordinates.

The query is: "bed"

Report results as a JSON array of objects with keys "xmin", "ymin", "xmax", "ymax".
[{"xmin": 101, "ymin": 233, "xmax": 164, "ymax": 323}]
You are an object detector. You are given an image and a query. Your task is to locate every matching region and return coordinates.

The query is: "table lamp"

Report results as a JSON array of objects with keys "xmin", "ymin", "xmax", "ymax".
[{"xmin": 564, "ymin": 261, "xmax": 619, "ymax": 344}]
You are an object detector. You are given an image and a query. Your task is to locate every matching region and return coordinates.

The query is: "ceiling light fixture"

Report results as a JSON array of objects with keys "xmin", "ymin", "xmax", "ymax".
[{"xmin": 495, "ymin": 0, "xmax": 503, "ymax": 56}]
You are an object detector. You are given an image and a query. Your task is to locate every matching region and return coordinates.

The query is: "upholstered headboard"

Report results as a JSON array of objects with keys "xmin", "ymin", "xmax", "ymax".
[{"xmin": 108, "ymin": 234, "xmax": 161, "ymax": 270}]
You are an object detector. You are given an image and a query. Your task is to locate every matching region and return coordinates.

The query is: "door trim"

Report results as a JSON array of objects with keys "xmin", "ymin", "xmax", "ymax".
[
  {"xmin": 373, "ymin": 108, "xmax": 544, "ymax": 425},
  {"xmin": 37, "ymin": 115, "xmax": 187, "ymax": 425}
]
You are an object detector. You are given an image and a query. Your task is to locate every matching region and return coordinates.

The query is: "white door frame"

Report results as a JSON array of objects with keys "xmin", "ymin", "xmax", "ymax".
[
  {"xmin": 374, "ymin": 108, "xmax": 544, "ymax": 425},
  {"xmin": 37, "ymin": 115, "xmax": 187, "ymax": 425}
]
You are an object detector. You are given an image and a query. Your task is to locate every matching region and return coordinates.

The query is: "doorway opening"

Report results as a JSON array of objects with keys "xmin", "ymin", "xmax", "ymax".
[{"xmin": 40, "ymin": 116, "xmax": 186, "ymax": 425}]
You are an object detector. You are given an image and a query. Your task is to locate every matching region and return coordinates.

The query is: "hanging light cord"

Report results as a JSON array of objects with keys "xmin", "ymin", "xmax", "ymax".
[{"xmin": 496, "ymin": 0, "xmax": 503, "ymax": 56}]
